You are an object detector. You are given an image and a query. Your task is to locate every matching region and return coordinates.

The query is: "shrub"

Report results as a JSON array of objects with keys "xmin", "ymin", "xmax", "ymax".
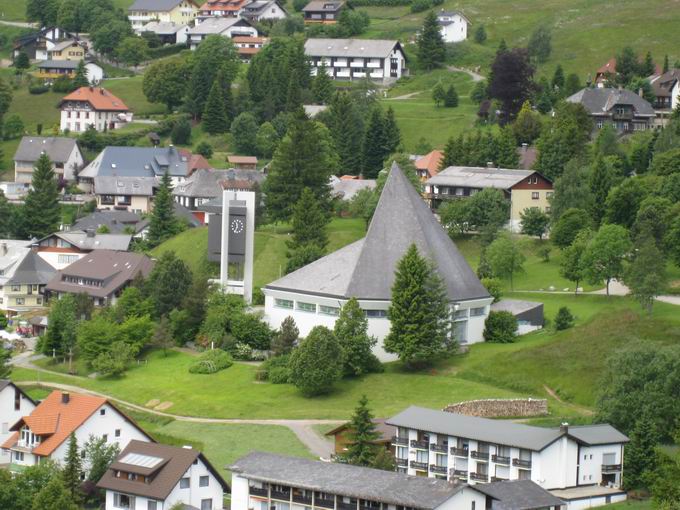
[
  {"xmin": 171, "ymin": 118, "xmax": 192, "ymax": 145},
  {"xmin": 194, "ymin": 141, "xmax": 213, "ymax": 159},
  {"xmin": 0, "ymin": 311, "xmax": 8, "ymax": 329},
  {"xmin": 260, "ymin": 354, "xmax": 291, "ymax": 382},
  {"xmin": 188, "ymin": 349, "xmax": 233, "ymax": 374},
  {"xmin": 29, "ymin": 84, "xmax": 50, "ymax": 95},
  {"xmin": 231, "ymin": 313, "xmax": 272, "ymax": 350},
  {"xmin": 554, "ymin": 307, "xmax": 575, "ymax": 330},
  {"xmin": 289, "ymin": 326, "xmax": 342, "ymax": 396},
  {"xmin": 231, "ymin": 342, "xmax": 254, "ymax": 361},
  {"xmin": 483, "ymin": 311, "xmax": 518, "ymax": 343},
  {"xmin": 410, "ymin": 0, "xmax": 431, "ymax": 13},
  {"xmin": 480, "ymin": 277, "xmax": 502, "ymax": 303}
]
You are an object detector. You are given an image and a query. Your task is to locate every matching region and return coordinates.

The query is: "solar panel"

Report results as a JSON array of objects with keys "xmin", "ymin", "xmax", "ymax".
[{"xmin": 120, "ymin": 453, "xmax": 164, "ymax": 468}]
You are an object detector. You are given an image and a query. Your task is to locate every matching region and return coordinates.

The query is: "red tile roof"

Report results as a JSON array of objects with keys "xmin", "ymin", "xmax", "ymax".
[
  {"xmin": 232, "ymin": 36, "xmax": 266, "ymax": 43},
  {"xmin": 415, "ymin": 150, "xmax": 443, "ymax": 179},
  {"xmin": 228, "ymin": 155, "xmax": 258, "ymax": 164},
  {"xmin": 60, "ymin": 87, "xmax": 129, "ymax": 112}
]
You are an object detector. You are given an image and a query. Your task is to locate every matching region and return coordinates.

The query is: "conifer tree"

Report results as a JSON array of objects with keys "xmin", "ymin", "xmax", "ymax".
[
  {"xmin": 72, "ymin": 60, "xmax": 89, "ymax": 88},
  {"xmin": 588, "ymin": 157, "xmax": 613, "ymax": 226},
  {"xmin": 362, "ymin": 107, "xmax": 388, "ymax": 178},
  {"xmin": 147, "ymin": 171, "xmax": 178, "ymax": 247},
  {"xmin": 663, "ymin": 54, "xmax": 670, "ymax": 73},
  {"xmin": 0, "ymin": 189, "xmax": 13, "ymax": 238},
  {"xmin": 625, "ymin": 231, "xmax": 667, "ymax": 315},
  {"xmin": 440, "ymin": 134, "xmax": 464, "ymax": 169},
  {"xmin": 345, "ymin": 395, "xmax": 381, "ymax": 466},
  {"xmin": 328, "ymin": 91, "xmax": 364, "ymax": 174},
  {"xmin": 385, "ymin": 244, "xmax": 453, "ymax": 368},
  {"xmin": 334, "ymin": 297, "xmax": 378, "ymax": 376},
  {"xmin": 496, "ymin": 127, "xmax": 519, "ymax": 168},
  {"xmin": 624, "ymin": 415, "xmax": 660, "ymax": 489},
  {"xmin": 61, "ymin": 433, "xmax": 82, "ymax": 501},
  {"xmin": 417, "ymin": 11, "xmax": 445, "ymax": 70},
  {"xmin": 272, "ymin": 316, "xmax": 299, "ymax": 356},
  {"xmin": 287, "ymin": 188, "xmax": 330, "ymax": 252},
  {"xmin": 23, "ymin": 152, "xmax": 60, "ymax": 238},
  {"xmin": 383, "ymin": 106, "xmax": 401, "ymax": 154},
  {"xmin": 202, "ymin": 77, "xmax": 230, "ymax": 134},
  {"xmin": 551, "ymin": 64, "xmax": 565, "ymax": 92},
  {"xmin": 286, "ymin": 68, "xmax": 303, "ymax": 112},
  {"xmin": 432, "ymin": 81, "xmax": 446, "ymax": 106},
  {"xmin": 312, "ymin": 62, "xmax": 334, "ymax": 104},
  {"xmin": 444, "ymin": 84, "xmax": 459, "ymax": 107},
  {"xmin": 473, "ymin": 24, "xmax": 487, "ymax": 44}
]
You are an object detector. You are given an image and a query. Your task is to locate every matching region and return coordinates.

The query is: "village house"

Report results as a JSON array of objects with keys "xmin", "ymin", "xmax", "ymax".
[
  {"xmin": 1, "ymin": 390, "xmax": 152, "ymax": 470},
  {"xmin": 128, "ymin": 0, "xmax": 199, "ymax": 32},
  {"xmin": 230, "ymin": 452, "xmax": 565, "ymax": 510},
  {"xmin": 194, "ymin": 169, "xmax": 265, "ymax": 224},
  {"xmin": 94, "ymin": 176, "xmax": 158, "ymax": 214},
  {"xmin": 46, "ymin": 39, "xmax": 86, "ymax": 61},
  {"xmin": 139, "ymin": 21, "xmax": 191, "ymax": 45},
  {"xmin": 97, "ymin": 440, "xmax": 229, "ymax": 510},
  {"xmin": 263, "ymin": 164, "xmax": 491, "ymax": 361},
  {"xmin": 70, "ymin": 210, "xmax": 150, "ymax": 237},
  {"xmin": 649, "ymin": 69, "xmax": 680, "ymax": 126},
  {"xmin": 424, "ymin": 166, "xmax": 554, "ymax": 232},
  {"xmin": 566, "ymin": 88, "xmax": 656, "ymax": 133},
  {"xmin": 228, "ymin": 155, "xmax": 258, "ymax": 171},
  {"xmin": 305, "ymin": 38, "xmax": 407, "ymax": 83},
  {"xmin": 59, "ymin": 87, "xmax": 133, "ymax": 133},
  {"xmin": 0, "ymin": 381, "xmax": 36, "ymax": 466},
  {"xmin": 302, "ymin": 0, "xmax": 347, "ymax": 24},
  {"xmin": 45, "ymin": 250, "xmax": 155, "ymax": 306},
  {"xmin": 13, "ymin": 136, "xmax": 85, "ymax": 184},
  {"xmin": 241, "ymin": 0, "xmax": 287, "ymax": 22},
  {"xmin": 387, "ymin": 406, "xmax": 627, "ymax": 508},
  {"xmin": 325, "ymin": 418, "xmax": 395, "ymax": 457},
  {"xmin": 594, "ymin": 57, "xmax": 662, "ymax": 88},
  {"xmin": 34, "ymin": 230, "xmax": 132, "ymax": 270},
  {"xmin": 233, "ymin": 36, "xmax": 268, "ymax": 61},
  {"xmin": 0, "ymin": 241, "xmax": 55, "ymax": 315},
  {"xmin": 414, "ymin": 149, "xmax": 443, "ymax": 181},
  {"xmin": 437, "ymin": 10, "xmax": 469, "ymax": 43},
  {"xmin": 187, "ymin": 17, "xmax": 259, "ymax": 49},
  {"xmin": 12, "ymin": 27, "xmax": 76, "ymax": 61},
  {"xmin": 180, "ymin": 149, "xmax": 213, "ymax": 175},
  {"xmin": 197, "ymin": 0, "xmax": 251, "ymax": 19},
  {"xmin": 36, "ymin": 60, "xmax": 103, "ymax": 85}
]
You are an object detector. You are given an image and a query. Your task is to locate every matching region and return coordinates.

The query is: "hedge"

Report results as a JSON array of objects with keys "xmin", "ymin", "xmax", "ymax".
[{"xmin": 188, "ymin": 349, "xmax": 234, "ymax": 374}]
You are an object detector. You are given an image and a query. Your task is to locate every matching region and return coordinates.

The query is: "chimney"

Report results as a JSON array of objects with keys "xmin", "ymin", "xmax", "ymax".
[
  {"xmin": 61, "ymin": 392, "xmax": 70, "ymax": 404},
  {"xmin": 560, "ymin": 422, "xmax": 569, "ymax": 434},
  {"xmin": 638, "ymin": 87, "xmax": 644, "ymax": 97},
  {"xmin": 85, "ymin": 228, "xmax": 95, "ymax": 238}
]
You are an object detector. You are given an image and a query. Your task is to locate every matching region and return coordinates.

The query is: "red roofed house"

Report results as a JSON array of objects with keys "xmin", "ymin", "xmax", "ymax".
[
  {"xmin": 414, "ymin": 149, "xmax": 443, "ymax": 181},
  {"xmin": 59, "ymin": 86, "xmax": 133, "ymax": 133},
  {"xmin": 232, "ymin": 36, "xmax": 268, "ymax": 61},
  {"xmin": 179, "ymin": 149, "xmax": 213, "ymax": 175},
  {"xmin": 198, "ymin": 0, "xmax": 250, "ymax": 18},
  {"xmin": 595, "ymin": 57, "xmax": 662, "ymax": 87},
  {"xmin": 2, "ymin": 390, "xmax": 152, "ymax": 470},
  {"xmin": 228, "ymin": 155, "xmax": 258, "ymax": 171}
]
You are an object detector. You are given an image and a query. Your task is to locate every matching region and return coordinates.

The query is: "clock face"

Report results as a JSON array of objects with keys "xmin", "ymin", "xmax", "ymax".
[{"xmin": 230, "ymin": 218, "xmax": 244, "ymax": 234}]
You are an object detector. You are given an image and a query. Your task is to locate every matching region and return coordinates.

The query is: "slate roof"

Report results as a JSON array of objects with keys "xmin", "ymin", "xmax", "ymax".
[
  {"xmin": 230, "ymin": 452, "xmax": 467, "ymax": 509},
  {"xmin": 80, "ymin": 146, "xmax": 190, "ymax": 179},
  {"xmin": 565, "ymin": 87, "xmax": 655, "ymax": 117},
  {"xmin": 267, "ymin": 163, "xmax": 489, "ymax": 302},
  {"xmin": 140, "ymin": 21, "xmax": 189, "ymax": 34},
  {"xmin": 650, "ymin": 69, "xmax": 680, "ymax": 99},
  {"xmin": 187, "ymin": 17, "xmax": 254, "ymax": 35},
  {"xmin": 98, "ymin": 440, "xmax": 229, "ymax": 500},
  {"xmin": 38, "ymin": 230, "xmax": 132, "ymax": 251},
  {"xmin": 173, "ymin": 168, "xmax": 227, "ymax": 198},
  {"xmin": 305, "ymin": 38, "xmax": 402, "ymax": 59},
  {"xmin": 427, "ymin": 167, "xmax": 535, "ymax": 190},
  {"xmin": 129, "ymin": 0, "xmax": 190, "ymax": 11},
  {"xmin": 302, "ymin": 0, "xmax": 345, "ymax": 12},
  {"xmin": 490, "ymin": 299, "xmax": 542, "ymax": 315},
  {"xmin": 38, "ymin": 59, "xmax": 80, "ymax": 70},
  {"xmin": 6, "ymin": 251, "xmax": 56, "ymax": 285},
  {"xmin": 14, "ymin": 136, "xmax": 79, "ymax": 164},
  {"xmin": 386, "ymin": 406, "xmax": 628, "ymax": 452},
  {"xmin": 472, "ymin": 481, "xmax": 565, "ymax": 510},
  {"xmin": 0, "ymin": 241, "xmax": 32, "ymax": 286},
  {"xmin": 72, "ymin": 210, "xmax": 148, "ymax": 235},
  {"xmin": 94, "ymin": 176, "xmax": 158, "ymax": 196}
]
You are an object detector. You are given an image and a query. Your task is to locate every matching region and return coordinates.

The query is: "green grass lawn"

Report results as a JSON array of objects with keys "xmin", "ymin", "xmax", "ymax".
[
  {"xmin": 6, "ymin": 87, "xmax": 63, "ymax": 134},
  {"xmin": 606, "ymin": 500, "xmax": 653, "ymax": 510},
  {"xmin": 102, "ymin": 76, "xmax": 166, "ymax": 117},
  {"xmin": 0, "ymin": 2, "xmax": 30, "ymax": 23}
]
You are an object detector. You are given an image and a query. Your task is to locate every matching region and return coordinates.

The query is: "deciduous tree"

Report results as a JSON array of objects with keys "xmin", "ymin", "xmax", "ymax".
[
  {"xmin": 583, "ymin": 224, "xmax": 631, "ymax": 296},
  {"xmin": 489, "ymin": 48, "xmax": 534, "ymax": 122},
  {"xmin": 486, "ymin": 233, "xmax": 525, "ymax": 290},
  {"xmin": 143, "ymin": 59, "xmax": 187, "ymax": 112},
  {"xmin": 625, "ymin": 231, "xmax": 667, "ymax": 314},
  {"xmin": 146, "ymin": 251, "xmax": 193, "ymax": 318},
  {"xmin": 289, "ymin": 326, "xmax": 343, "ymax": 396},
  {"xmin": 559, "ymin": 229, "xmax": 590, "ymax": 294},
  {"xmin": 520, "ymin": 207, "xmax": 550, "ymax": 239}
]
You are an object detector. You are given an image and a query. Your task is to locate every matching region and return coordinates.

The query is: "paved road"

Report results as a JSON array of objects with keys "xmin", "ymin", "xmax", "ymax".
[
  {"xmin": 447, "ymin": 65, "xmax": 485, "ymax": 82},
  {"xmin": 0, "ymin": 19, "xmax": 36, "ymax": 28}
]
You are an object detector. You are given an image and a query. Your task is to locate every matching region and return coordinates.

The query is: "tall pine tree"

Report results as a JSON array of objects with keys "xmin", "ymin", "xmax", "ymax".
[
  {"xmin": 496, "ymin": 127, "xmax": 519, "ymax": 168},
  {"xmin": 362, "ymin": 107, "xmax": 388, "ymax": 178},
  {"xmin": 417, "ymin": 11, "xmax": 445, "ymax": 70},
  {"xmin": 61, "ymin": 433, "xmax": 82, "ymax": 502},
  {"xmin": 72, "ymin": 60, "xmax": 89, "ymax": 88},
  {"xmin": 287, "ymin": 187, "xmax": 330, "ymax": 252},
  {"xmin": 147, "ymin": 171, "xmax": 178, "ymax": 247},
  {"xmin": 344, "ymin": 395, "xmax": 381, "ymax": 466},
  {"xmin": 328, "ymin": 91, "xmax": 365, "ymax": 174},
  {"xmin": 383, "ymin": 106, "xmax": 401, "ymax": 154},
  {"xmin": 312, "ymin": 62, "xmax": 335, "ymax": 104},
  {"xmin": 202, "ymin": 77, "xmax": 229, "ymax": 134},
  {"xmin": 440, "ymin": 134, "xmax": 464, "ymax": 169},
  {"xmin": 23, "ymin": 152, "xmax": 60, "ymax": 238},
  {"xmin": 589, "ymin": 157, "xmax": 613, "ymax": 226},
  {"xmin": 624, "ymin": 415, "xmax": 660, "ymax": 489}
]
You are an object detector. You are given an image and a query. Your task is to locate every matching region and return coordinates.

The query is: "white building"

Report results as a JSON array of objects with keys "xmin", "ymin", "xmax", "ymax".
[
  {"xmin": 0, "ymin": 381, "xmax": 36, "ymax": 466},
  {"xmin": 13, "ymin": 136, "xmax": 85, "ymax": 184},
  {"xmin": 59, "ymin": 87, "xmax": 133, "ymax": 133},
  {"xmin": 241, "ymin": 0, "xmax": 287, "ymax": 21},
  {"xmin": 263, "ymin": 163, "xmax": 492, "ymax": 362},
  {"xmin": 1, "ymin": 391, "xmax": 152, "ymax": 469},
  {"xmin": 97, "ymin": 440, "xmax": 229, "ymax": 510},
  {"xmin": 34, "ymin": 230, "xmax": 132, "ymax": 270},
  {"xmin": 187, "ymin": 18, "xmax": 258, "ymax": 50},
  {"xmin": 437, "ymin": 10, "xmax": 469, "ymax": 43},
  {"xmin": 305, "ymin": 38, "xmax": 407, "ymax": 84},
  {"xmin": 230, "ymin": 452, "xmax": 565, "ymax": 510},
  {"xmin": 139, "ymin": 21, "xmax": 190, "ymax": 45},
  {"xmin": 387, "ymin": 407, "xmax": 628, "ymax": 508}
]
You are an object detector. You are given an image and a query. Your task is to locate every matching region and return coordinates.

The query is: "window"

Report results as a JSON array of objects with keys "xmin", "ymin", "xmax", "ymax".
[
  {"xmin": 102, "ymin": 434, "xmax": 108, "ymax": 442},
  {"xmin": 113, "ymin": 493, "xmax": 134, "ymax": 509},
  {"xmin": 201, "ymin": 500, "xmax": 213, "ymax": 510},
  {"xmin": 364, "ymin": 309, "xmax": 387, "ymax": 318},
  {"xmin": 453, "ymin": 309, "xmax": 467, "ymax": 320},
  {"xmin": 319, "ymin": 305, "xmax": 340, "ymax": 316},
  {"xmin": 15, "ymin": 298, "xmax": 25, "ymax": 305},
  {"xmin": 10, "ymin": 285, "xmax": 21, "ymax": 292},
  {"xmin": 275, "ymin": 298, "xmax": 293, "ymax": 309},
  {"xmin": 15, "ymin": 451, "xmax": 24, "ymax": 461},
  {"xmin": 470, "ymin": 307, "xmax": 485, "ymax": 317},
  {"xmin": 531, "ymin": 192, "xmax": 540, "ymax": 200},
  {"xmin": 115, "ymin": 429, "xmax": 121, "ymax": 438},
  {"xmin": 296, "ymin": 301, "xmax": 316, "ymax": 313},
  {"xmin": 148, "ymin": 502, "xmax": 158, "ymax": 510},
  {"xmin": 396, "ymin": 446, "xmax": 408, "ymax": 459},
  {"xmin": 200, "ymin": 475, "xmax": 210, "ymax": 487},
  {"xmin": 416, "ymin": 450, "xmax": 428, "ymax": 463},
  {"xmin": 180, "ymin": 477, "xmax": 190, "ymax": 489}
]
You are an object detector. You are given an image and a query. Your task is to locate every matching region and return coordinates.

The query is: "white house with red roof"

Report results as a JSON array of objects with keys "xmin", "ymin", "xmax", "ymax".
[
  {"xmin": 0, "ymin": 381, "xmax": 36, "ymax": 465},
  {"xmin": 59, "ymin": 87, "xmax": 133, "ymax": 133},
  {"xmin": 1, "ymin": 390, "xmax": 152, "ymax": 470}
]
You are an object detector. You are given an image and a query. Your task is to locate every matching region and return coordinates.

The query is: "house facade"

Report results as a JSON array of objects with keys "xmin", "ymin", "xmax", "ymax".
[
  {"xmin": 187, "ymin": 17, "xmax": 258, "ymax": 49},
  {"xmin": 386, "ymin": 406, "xmax": 627, "ymax": 498},
  {"xmin": 59, "ymin": 87, "xmax": 133, "ymax": 133},
  {"xmin": 13, "ymin": 136, "xmax": 84, "ymax": 184},
  {"xmin": 128, "ymin": 0, "xmax": 199, "ymax": 32},
  {"xmin": 302, "ymin": 0, "xmax": 346, "ymax": 24},
  {"xmin": 36, "ymin": 60, "xmax": 103, "ymax": 85},
  {"xmin": 565, "ymin": 88, "xmax": 655, "ymax": 133},
  {"xmin": 12, "ymin": 27, "xmax": 76, "ymax": 60},
  {"xmin": 94, "ymin": 176, "xmax": 158, "ymax": 213},
  {"xmin": 47, "ymin": 39, "xmax": 86, "ymax": 61},
  {"xmin": 2, "ymin": 391, "xmax": 152, "ymax": 470},
  {"xmin": 437, "ymin": 10, "xmax": 469, "ymax": 43},
  {"xmin": 305, "ymin": 38, "xmax": 407, "ymax": 83},
  {"xmin": 241, "ymin": 0, "xmax": 287, "ymax": 22},
  {"xmin": 425, "ymin": 166, "xmax": 553, "ymax": 232},
  {"xmin": 98, "ymin": 440, "xmax": 229, "ymax": 510},
  {"xmin": 415, "ymin": 150, "xmax": 443, "ymax": 181},
  {"xmin": 0, "ymin": 381, "xmax": 36, "ymax": 466},
  {"xmin": 139, "ymin": 21, "xmax": 190, "ymax": 45},
  {"xmin": 0, "ymin": 241, "xmax": 55, "ymax": 315},
  {"xmin": 34, "ymin": 230, "xmax": 132, "ymax": 270},
  {"xmin": 233, "ymin": 36, "xmax": 268, "ymax": 60}
]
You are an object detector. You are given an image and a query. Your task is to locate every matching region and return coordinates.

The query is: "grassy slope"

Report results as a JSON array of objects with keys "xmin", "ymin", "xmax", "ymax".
[{"xmin": 102, "ymin": 76, "xmax": 166, "ymax": 117}]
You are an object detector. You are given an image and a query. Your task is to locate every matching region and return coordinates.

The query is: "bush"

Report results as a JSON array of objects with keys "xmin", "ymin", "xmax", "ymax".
[
  {"xmin": 410, "ymin": 0, "xmax": 431, "ymax": 12},
  {"xmin": 231, "ymin": 313, "xmax": 272, "ymax": 350},
  {"xmin": 554, "ymin": 307, "xmax": 575, "ymax": 330},
  {"xmin": 29, "ymin": 84, "xmax": 50, "ymax": 95},
  {"xmin": 480, "ymin": 277, "xmax": 502, "ymax": 303},
  {"xmin": 51, "ymin": 75, "xmax": 75, "ymax": 93},
  {"xmin": 483, "ymin": 311, "xmax": 518, "ymax": 343},
  {"xmin": 289, "ymin": 326, "xmax": 342, "ymax": 396},
  {"xmin": 188, "ymin": 349, "xmax": 233, "ymax": 374},
  {"xmin": 171, "ymin": 118, "xmax": 192, "ymax": 145},
  {"xmin": 231, "ymin": 342, "xmax": 254, "ymax": 361},
  {"xmin": 260, "ymin": 355, "xmax": 292, "ymax": 384},
  {"xmin": 194, "ymin": 141, "xmax": 213, "ymax": 159},
  {"xmin": 252, "ymin": 287, "xmax": 265, "ymax": 305},
  {"xmin": 0, "ymin": 311, "xmax": 7, "ymax": 329}
]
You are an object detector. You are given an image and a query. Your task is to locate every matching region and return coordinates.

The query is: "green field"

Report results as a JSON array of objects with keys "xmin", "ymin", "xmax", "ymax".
[{"xmin": 102, "ymin": 77, "xmax": 166, "ymax": 117}]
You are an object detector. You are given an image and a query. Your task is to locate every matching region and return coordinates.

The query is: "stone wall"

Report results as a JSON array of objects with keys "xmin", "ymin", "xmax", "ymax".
[{"xmin": 443, "ymin": 398, "xmax": 548, "ymax": 418}]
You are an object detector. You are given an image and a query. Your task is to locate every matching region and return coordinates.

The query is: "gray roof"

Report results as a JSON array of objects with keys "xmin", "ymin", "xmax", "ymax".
[
  {"xmin": 72, "ymin": 210, "xmax": 148, "ymax": 235},
  {"xmin": 49, "ymin": 39, "xmax": 83, "ymax": 52},
  {"xmin": 172, "ymin": 169, "xmax": 256, "ymax": 199},
  {"xmin": 305, "ymin": 38, "xmax": 402, "ymax": 59},
  {"xmin": 129, "ymin": 0, "xmax": 187, "ymax": 11},
  {"xmin": 303, "ymin": 104, "xmax": 328, "ymax": 118},
  {"xmin": 473, "ymin": 481, "xmax": 565, "ymax": 510},
  {"xmin": 6, "ymin": 251, "xmax": 56, "ymax": 285},
  {"xmin": 0, "ymin": 240, "xmax": 32, "ymax": 286},
  {"xmin": 230, "ymin": 452, "xmax": 467, "ymax": 509},
  {"xmin": 566, "ymin": 87, "xmax": 655, "ymax": 117},
  {"xmin": 331, "ymin": 177, "xmax": 377, "ymax": 201},
  {"xmin": 37, "ymin": 59, "xmax": 79, "ymax": 70},
  {"xmin": 173, "ymin": 202, "xmax": 202, "ymax": 228},
  {"xmin": 94, "ymin": 176, "xmax": 158, "ymax": 196},
  {"xmin": 386, "ymin": 407, "xmax": 628, "ymax": 452},
  {"xmin": 42, "ymin": 230, "xmax": 132, "ymax": 251},
  {"xmin": 187, "ymin": 17, "xmax": 254, "ymax": 35},
  {"xmin": 427, "ymin": 167, "xmax": 534, "ymax": 190},
  {"xmin": 490, "ymin": 299, "xmax": 542, "ymax": 315},
  {"xmin": 140, "ymin": 21, "xmax": 188, "ymax": 34},
  {"xmin": 14, "ymin": 136, "xmax": 79, "ymax": 164},
  {"xmin": 267, "ymin": 163, "xmax": 489, "ymax": 302},
  {"xmin": 302, "ymin": 0, "xmax": 344, "ymax": 12},
  {"xmin": 79, "ymin": 146, "xmax": 190, "ymax": 179}
]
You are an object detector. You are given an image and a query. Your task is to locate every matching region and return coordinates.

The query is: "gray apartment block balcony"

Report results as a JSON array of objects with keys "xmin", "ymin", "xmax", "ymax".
[
  {"xmin": 491, "ymin": 454, "xmax": 510, "ymax": 465},
  {"xmin": 392, "ymin": 436, "xmax": 409, "ymax": 446},
  {"xmin": 450, "ymin": 446, "xmax": 469, "ymax": 457},
  {"xmin": 471, "ymin": 450, "xmax": 490, "ymax": 461},
  {"xmin": 512, "ymin": 458, "xmax": 532, "ymax": 469},
  {"xmin": 410, "ymin": 439, "xmax": 429, "ymax": 450}
]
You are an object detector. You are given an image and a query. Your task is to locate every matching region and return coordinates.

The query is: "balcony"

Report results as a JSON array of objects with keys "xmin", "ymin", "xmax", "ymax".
[
  {"xmin": 512, "ymin": 458, "xmax": 532, "ymax": 469},
  {"xmin": 293, "ymin": 494, "xmax": 312, "ymax": 505},
  {"xmin": 430, "ymin": 443, "xmax": 448, "ymax": 453},
  {"xmin": 492, "ymin": 454, "xmax": 510, "ymax": 465},
  {"xmin": 451, "ymin": 447, "xmax": 469, "ymax": 457},
  {"xmin": 270, "ymin": 489, "xmax": 291, "ymax": 501},
  {"xmin": 410, "ymin": 440, "xmax": 429, "ymax": 450},
  {"xmin": 471, "ymin": 451, "xmax": 490, "ymax": 461},
  {"xmin": 249, "ymin": 486, "xmax": 268, "ymax": 497},
  {"xmin": 338, "ymin": 502, "xmax": 356, "ymax": 510},
  {"xmin": 450, "ymin": 469, "xmax": 468, "ymax": 479},
  {"xmin": 469, "ymin": 472, "xmax": 488, "ymax": 482},
  {"xmin": 429, "ymin": 465, "xmax": 448, "ymax": 475},
  {"xmin": 396, "ymin": 458, "xmax": 408, "ymax": 468},
  {"xmin": 315, "ymin": 499, "xmax": 335, "ymax": 509},
  {"xmin": 602, "ymin": 464, "xmax": 622, "ymax": 472},
  {"xmin": 350, "ymin": 60, "xmax": 364, "ymax": 67},
  {"xmin": 392, "ymin": 436, "xmax": 409, "ymax": 446},
  {"xmin": 409, "ymin": 461, "xmax": 428, "ymax": 471}
]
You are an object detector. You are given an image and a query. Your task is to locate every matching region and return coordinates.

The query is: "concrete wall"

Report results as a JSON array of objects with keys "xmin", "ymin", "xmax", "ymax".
[
  {"xmin": 443, "ymin": 398, "xmax": 548, "ymax": 418},
  {"xmin": 562, "ymin": 493, "xmax": 627, "ymax": 510}
]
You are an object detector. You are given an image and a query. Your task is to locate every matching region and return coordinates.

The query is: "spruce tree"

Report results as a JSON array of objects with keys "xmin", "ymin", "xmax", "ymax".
[
  {"xmin": 328, "ymin": 91, "xmax": 364, "ymax": 174},
  {"xmin": 496, "ymin": 127, "xmax": 519, "ymax": 168},
  {"xmin": 418, "ymin": 11, "xmax": 445, "ymax": 70},
  {"xmin": 345, "ymin": 395, "xmax": 380, "ymax": 466},
  {"xmin": 432, "ymin": 81, "xmax": 445, "ymax": 106},
  {"xmin": 72, "ymin": 60, "xmax": 89, "ymax": 88},
  {"xmin": 362, "ymin": 107, "xmax": 388, "ymax": 178},
  {"xmin": 440, "ymin": 134, "xmax": 464, "ymax": 169},
  {"xmin": 0, "ymin": 190, "xmax": 12, "ymax": 238},
  {"xmin": 384, "ymin": 244, "xmax": 454, "ymax": 368},
  {"xmin": 551, "ymin": 64, "xmax": 565, "ymax": 92},
  {"xmin": 202, "ymin": 77, "xmax": 229, "ymax": 135},
  {"xmin": 383, "ymin": 106, "xmax": 401, "ymax": 154},
  {"xmin": 624, "ymin": 415, "xmax": 660, "ymax": 489},
  {"xmin": 61, "ymin": 433, "xmax": 82, "ymax": 501},
  {"xmin": 444, "ymin": 84, "xmax": 459, "ymax": 107},
  {"xmin": 272, "ymin": 316, "xmax": 299, "ymax": 356},
  {"xmin": 23, "ymin": 152, "xmax": 60, "ymax": 239},
  {"xmin": 588, "ymin": 157, "xmax": 613, "ymax": 226},
  {"xmin": 147, "ymin": 171, "xmax": 178, "ymax": 247},
  {"xmin": 285, "ymin": 68, "xmax": 303, "ymax": 112},
  {"xmin": 312, "ymin": 62, "xmax": 334, "ymax": 104},
  {"xmin": 334, "ymin": 297, "xmax": 378, "ymax": 376},
  {"xmin": 663, "ymin": 54, "xmax": 670, "ymax": 73},
  {"xmin": 473, "ymin": 24, "xmax": 487, "ymax": 44},
  {"xmin": 288, "ymin": 187, "xmax": 330, "ymax": 252}
]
